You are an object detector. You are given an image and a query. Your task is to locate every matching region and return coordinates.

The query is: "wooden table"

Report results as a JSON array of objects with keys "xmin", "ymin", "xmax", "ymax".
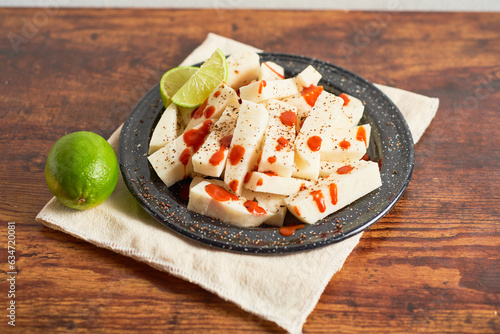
[{"xmin": 1, "ymin": 8, "xmax": 499, "ymax": 333}]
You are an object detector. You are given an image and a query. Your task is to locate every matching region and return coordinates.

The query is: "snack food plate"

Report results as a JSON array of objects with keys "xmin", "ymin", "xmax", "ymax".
[{"xmin": 119, "ymin": 53, "xmax": 414, "ymax": 254}]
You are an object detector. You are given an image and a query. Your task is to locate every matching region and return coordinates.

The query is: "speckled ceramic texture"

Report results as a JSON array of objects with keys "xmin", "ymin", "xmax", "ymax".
[{"xmin": 119, "ymin": 53, "xmax": 415, "ymax": 254}]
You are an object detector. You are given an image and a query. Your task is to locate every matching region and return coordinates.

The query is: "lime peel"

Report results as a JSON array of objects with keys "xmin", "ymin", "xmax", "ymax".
[{"xmin": 45, "ymin": 131, "xmax": 119, "ymax": 210}]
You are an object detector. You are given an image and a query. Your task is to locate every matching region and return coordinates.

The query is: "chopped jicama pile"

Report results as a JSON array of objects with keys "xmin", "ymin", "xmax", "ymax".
[{"xmin": 149, "ymin": 50, "xmax": 382, "ymax": 228}]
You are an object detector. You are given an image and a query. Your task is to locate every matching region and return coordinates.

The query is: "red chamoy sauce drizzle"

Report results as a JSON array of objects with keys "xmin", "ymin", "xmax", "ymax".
[
  {"xmin": 204, "ymin": 105, "xmax": 216, "ymax": 119},
  {"xmin": 205, "ymin": 184, "xmax": 238, "ymax": 202},
  {"xmin": 229, "ymin": 180, "xmax": 239, "ymax": 193},
  {"xmin": 220, "ymin": 135, "xmax": 233, "ymax": 148},
  {"xmin": 179, "ymin": 148, "xmax": 191, "ymax": 166},
  {"xmin": 191, "ymin": 99, "xmax": 208, "ymax": 119},
  {"xmin": 339, "ymin": 93, "xmax": 350, "ymax": 106},
  {"xmin": 339, "ymin": 140, "xmax": 351, "ymax": 150},
  {"xmin": 361, "ymin": 153, "xmax": 370, "ymax": 161},
  {"xmin": 183, "ymin": 120, "xmax": 213, "ymax": 152},
  {"xmin": 276, "ymin": 137, "xmax": 289, "ymax": 151},
  {"xmin": 209, "ymin": 149, "xmax": 225, "ymax": 166},
  {"xmin": 264, "ymin": 171, "xmax": 278, "ymax": 177},
  {"xmin": 293, "ymin": 205, "xmax": 301, "ymax": 217},
  {"xmin": 264, "ymin": 62, "xmax": 285, "ymax": 79},
  {"xmin": 337, "ymin": 165, "xmax": 354, "ymax": 174},
  {"xmin": 302, "ymin": 84, "xmax": 324, "ymax": 107},
  {"xmin": 213, "ymin": 90, "xmax": 221, "ymax": 98},
  {"xmin": 258, "ymin": 80, "xmax": 267, "ymax": 94},
  {"xmin": 310, "ymin": 190, "xmax": 326, "ymax": 213},
  {"xmin": 307, "ymin": 136, "xmax": 322, "ymax": 152},
  {"xmin": 279, "ymin": 224, "xmax": 305, "ymax": 237},
  {"xmin": 209, "ymin": 135, "xmax": 233, "ymax": 166},
  {"xmin": 256, "ymin": 178, "xmax": 263, "ymax": 186},
  {"xmin": 279, "ymin": 111, "xmax": 296, "ymax": 127},
  {"xmin": 267, "ymin": 156, "xmax": 277, "ymax": 164},
  {"xmin": 329, "ymin": 183, "xmax": 338, "ymax": 205},
  {"xmin": 179, "ymin": 148, "xmax": 192, "ymax": 177},
  {"xmin": 228, "ymin": 145, "xmax": 245, "ymax": 165},
  {"xmin": 243, "ymin": 172, "xmax": 253, "ymax": 184},
  {"xmin": 243, "ymin": 200, "xmax": 266, "ymax": 215},
  {"xmin": 356, "ymin": 126, "xmax": 367, "ymax": 147}
]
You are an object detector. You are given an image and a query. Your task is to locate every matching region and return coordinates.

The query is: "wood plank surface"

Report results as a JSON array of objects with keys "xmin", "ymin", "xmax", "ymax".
[{"xmin": 0, "ymin": 8, "xmax": 499, "ymax": 333}]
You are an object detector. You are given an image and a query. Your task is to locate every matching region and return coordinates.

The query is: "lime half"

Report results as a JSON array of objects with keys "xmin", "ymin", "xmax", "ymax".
[
  {"xmin": 160, "ymin": 66, "xmax": 199, "ymax": 108},
  {"xmin": 172, "ymin": 49, "xmax": 228, "ymax": 108}
]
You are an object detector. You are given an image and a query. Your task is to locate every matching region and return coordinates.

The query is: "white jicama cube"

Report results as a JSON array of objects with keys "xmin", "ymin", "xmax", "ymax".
[
  {"xmin": 285, "ymin": 160, "xmax": 382, "ymax": 224},
  {"xmin": 259, "ymin": 61, "xmax": 285, "ymax": 81},
  {"xmin": 190, "ymin": 176, "xmax": 286, "ymax": 227},
  {"xmin": 148, "ymin": 140, "xmax": 192, "ymax": 187},
  {"xmin": 148, "ymin": 102, "xmax": 178, "ymax": 154},
  {"xmin": 188, "ymin": 178, "xmax": 278, "ymax": 228},
  {"xmin": 295, "ymin": 65, "xmax": 322, "ymax": 90},
  {"xmin": 224, "ymin": 100, "xmax": 269, "ymax": 195},
  {"xmin": 320, "ymin": 124, "xmax": 371, "ymax": 162},
  {"xmin": 242, "ymin": 188, "xmax": 287, "ymax": 227},
  {"xmin": 239, "ymin": 78, "xmax": 299, "ymax": 103},
  {"xmin": 191, "ymin": 106, "xmax": 239, "ymax": 177},
  {"xmin": 258, "ymin": 99, "xmax": 297, "ymax": 178},
  {"xmin": 185, "ymin": 82, "xmax": 239, "ymax": 130},
  {"xmin": 293, "ymin": 90, "xmax": 344, "ymax": 180},
  {"xmin": 244, "ymin": 171, "xmax": 310, "ymax": 196},
  {"xmin": 148, "ymin": 119, "xmax": 214, "ymax": 187},
  {"xmin": 338, "ymin": 93, "xmax": 365, "ymax": 128},
  {"xmin": 226, "ymin": 50, "xmax": 260, "ymax": 90}
]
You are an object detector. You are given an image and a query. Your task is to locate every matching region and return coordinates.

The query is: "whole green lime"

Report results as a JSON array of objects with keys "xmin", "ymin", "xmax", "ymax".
[{"xmin": 45, "ymin": 131, "xmax": 119, "ymax": 210}]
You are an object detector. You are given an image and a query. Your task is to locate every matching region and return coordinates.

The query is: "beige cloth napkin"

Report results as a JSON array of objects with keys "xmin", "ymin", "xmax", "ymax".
[{"xmin": 36, "ymin": 33, "xmax": 439, "ymax": 334}]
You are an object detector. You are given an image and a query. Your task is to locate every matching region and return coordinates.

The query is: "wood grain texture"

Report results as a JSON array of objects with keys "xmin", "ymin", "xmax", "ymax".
[{"xmin": 0, "ymin": 8, "xmax": 499, "ymax": 333}]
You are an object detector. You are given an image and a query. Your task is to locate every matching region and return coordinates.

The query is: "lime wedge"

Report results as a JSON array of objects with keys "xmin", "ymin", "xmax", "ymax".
[
  {"xmin": 160, "ymin": 66, "xmax": 199, "ymax": 108},
  {"xmin": 172, "ymin": 49, "xmax": 228, "ymax": 108}
]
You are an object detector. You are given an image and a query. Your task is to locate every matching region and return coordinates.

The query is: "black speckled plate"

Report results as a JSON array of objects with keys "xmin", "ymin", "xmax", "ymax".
[{"xmin": 119, "ymin": 53, "xmax": 414, "ymax": 254}]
